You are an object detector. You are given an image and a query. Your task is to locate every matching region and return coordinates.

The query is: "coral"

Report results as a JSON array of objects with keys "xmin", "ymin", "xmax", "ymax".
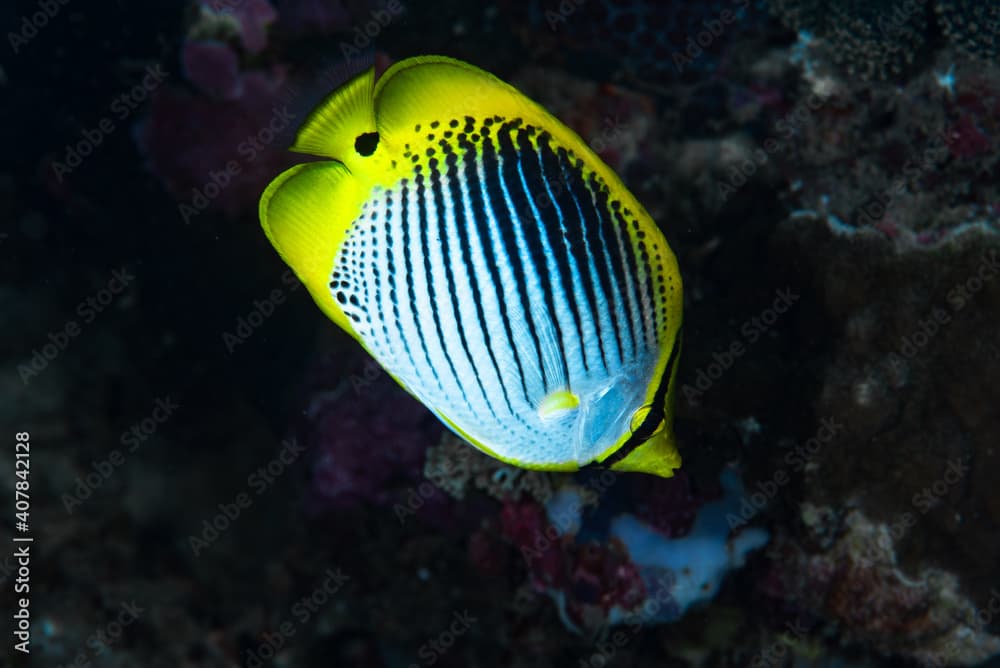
[
  {"xmin": 424, "ymin": 433, "xmax": 554, "ymax": 504},
  {"xmin": 303, "ymin": 366, "xmax": 440, "ymax": 509},
  {"xmin": 425, "ymin": 431, "xmax": 768, "ymax": 635},
  {"xmin": 135, "ymin": 0, "xmax": 395, "ymax": 220},
  {"xmin": 504, "ymin": 0, "xmax": 769, "ymax": 82},
  {"xmin": 181, "ymin": 40, "xmax": 243, "ymax": 99},
  {"xmin": 191, "ymin": 0, "xmax": 279, "ymax": 55},
  {"xmin": 136, "ymin": 65, "xmax": 299, "ymax": 219},
  {"xmin": 762, "ymin": 507, "xmax": 1000, "ymax": 665},
  {"xmin": 499, "ymin": 467, "xmax": 769, "ymax": 633},
  {"xmin": 625, "ymin": 468, "xmax": 707, "ymax": 538},
  {"xmin": 606, "ymin": 469, "xmax": 770, "ymax": 621},
  {"xmin": 936, "ymin": 1, "xmax": 1000, "ymax": 61},
  {"xmin": 767, "ymin": 47, "xmax": 1000, "ymax": 247},
  {"xmin": 769, "ymin": 0, "xmax": 930, "ymax": 81},
  {"xmin": 771, "ymin": 0, "xmax": 1000, "ymax": 80},
  {"xmin": 500, "ymin": 494, "xmax": 651, "ymax": 633},
  {"xmin": 511, "ymin": 67, "xmax": 657, "ymax": 177}
]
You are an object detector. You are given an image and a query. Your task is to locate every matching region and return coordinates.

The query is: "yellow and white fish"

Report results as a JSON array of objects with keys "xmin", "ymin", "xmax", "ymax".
[{"xmin": 259, "ymin": 56, "xmax": 683, "ymax": 477}]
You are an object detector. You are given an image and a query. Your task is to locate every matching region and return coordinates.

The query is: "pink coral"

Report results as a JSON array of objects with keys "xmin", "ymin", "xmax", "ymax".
[
  {"xmin": 182, "ymin": 40, "xmax": 243, "ymax": 99},
  {"xmin": 305, "ymin": 371, "xmax": 436, "ymax": 509},
  {"xmin": 627, "ymin": 470, "xmax": 707, "ymax": 538},
  {"xmin": 499, "ymin": 497, "xmax": 648, "ymax": 630},
  {"xmin": 136, "ymin": 66, "xmax": 302, "ymax": 219}
]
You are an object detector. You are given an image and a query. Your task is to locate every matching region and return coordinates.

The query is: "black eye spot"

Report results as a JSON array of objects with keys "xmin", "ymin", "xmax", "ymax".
[{"xmin": 354, "ymin": 132, "xmax": 380, "ymax": 156}]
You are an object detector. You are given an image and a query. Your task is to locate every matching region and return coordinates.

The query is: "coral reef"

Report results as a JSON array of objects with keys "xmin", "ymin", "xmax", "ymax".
[
  {"xmin": 936, "ymin": 1, "xmax": 1000, "ymax": 61},
  {"xmin": 301, "ymin": 358, "xmax": 441, "ymax": 510},
  {"xmin": 511, "ymin": 67, "xmax": 657, "ymax": 177},
  {"xmin": 762, "ymin": 507, "xmax": 1000, "ymax": 665},
  {"xmin": 424, "ymin": 433, "xmax": 554, "ymax": 504},
  {"xmin": 756, "ymin": 39, "xmax": 1000, "ymax": 246},
  {"xmin": 493, "ymin": 467, "xmax": 769, "ymax": 633},
  {"xmin": 769, "ymin": 0, "xmax": 1000, "ymax": 80},
  {"xmin": 135, "ymin": 0, "xmax": 394, "ymax": 221},
  {"xmin": 17, "ymin": 0, "xmax": 1000, "ymax": 664},
  {"xmin": 769, "ymin": 0, "xmax": 930, "ymax": 80},
  {"xmin": 504, "ymin": 0, "xmax": 770, "ymax": 82}
]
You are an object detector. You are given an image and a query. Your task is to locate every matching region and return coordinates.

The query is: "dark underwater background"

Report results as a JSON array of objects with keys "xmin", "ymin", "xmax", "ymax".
[{"xmin": 2, "ymin": 0, "xmax": 1000, "ymax": 666}]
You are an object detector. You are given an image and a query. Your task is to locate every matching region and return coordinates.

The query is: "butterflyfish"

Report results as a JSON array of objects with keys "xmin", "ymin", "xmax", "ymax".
[{"xmin": 259, "ymin": 55, "xmax": 683, "ymax": 477}]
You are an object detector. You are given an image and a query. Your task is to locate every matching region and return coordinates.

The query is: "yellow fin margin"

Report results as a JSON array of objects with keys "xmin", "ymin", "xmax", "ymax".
[{"xmin": 259, "ymin": 161, "xmax": 367, "ymax": 336}]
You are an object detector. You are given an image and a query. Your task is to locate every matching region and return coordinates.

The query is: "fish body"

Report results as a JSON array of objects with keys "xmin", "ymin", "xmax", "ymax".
[{"xmin": 259, "ymin": 56, "xmax": 683, "ymax": 476}]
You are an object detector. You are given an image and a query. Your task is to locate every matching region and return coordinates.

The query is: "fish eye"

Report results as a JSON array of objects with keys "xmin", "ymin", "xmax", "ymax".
[{"xmin": 354, "ymin": 132, "xmax": 379, "ymax": 156}]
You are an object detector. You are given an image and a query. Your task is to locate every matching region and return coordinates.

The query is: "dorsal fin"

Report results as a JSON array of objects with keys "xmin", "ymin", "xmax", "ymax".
[{"xmin": 290, "ymin": 66, "xmax": 377, "ymax": 166}]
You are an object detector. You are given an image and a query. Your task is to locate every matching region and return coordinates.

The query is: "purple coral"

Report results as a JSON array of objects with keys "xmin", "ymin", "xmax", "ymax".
[
  {"xmin": 136, "ymin": 66, "xmax": 299, "ymax": 219},
  {"xmin": 182, "ymin": 40, "xmax": 243, "ymax": 99},
  {"xmin": 303, "ymin": 367, "xmax": 439, "ymax": 510},
  {"xmin": 499, "ymin": 496, "xmax": 649, "ymax": 630}
]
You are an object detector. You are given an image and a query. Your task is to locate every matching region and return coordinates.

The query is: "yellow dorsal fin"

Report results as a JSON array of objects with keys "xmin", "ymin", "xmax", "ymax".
[
  {"xmin": 258, "ymin": 161, "xmax": 367, "ymax": 335},
  {"xmin": 371, "ymin": 56, "xmax": 589, "ymax": 160},
  {"xmin": 291, "ymin": 66, "xmax": 376, "ymax": 167}
]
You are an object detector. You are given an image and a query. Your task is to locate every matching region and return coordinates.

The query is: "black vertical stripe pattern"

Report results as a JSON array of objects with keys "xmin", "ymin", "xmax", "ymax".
[
  {"xmin": 499, "ymin": 121, "xmax": 572, "ymax": 387},
  {"xmin": 582, "ymin": 166, "xmax": 639, "ymax": 359},
  {"xmin": 441, "ymin": 141, "xmax": 519, "ymax": 420},
  {"xmin": 402, "ymin": 178, "xmax": 444, "ymax": 391},
  {"xmin": 518, "ymin": 128, "xmax": 593, "ymax": 375},
  {"xmin": 461, "ymin": 134, "xmax": 532, "ymax": 404},
  {"xmin": 601, "ymin": 177, "xmax": 649, "ymax": 352},
  {"xmin": 416, "ymin": 170, "xmax": 471, "ymax": 412},
  {"xmin": 428, "ymin": 153, "xmax": 502, "ymax": 422},
  {"xmin": 480, "ymin": 130, "xmax": 550, "ymax": 394},
  {"xmin": 553, "ymin": 145, "xmax": 626, "ymax": 367},
  {"xmin": 383, "ymin": 191, "xmax": 423, "ymax": 384},
  {"xmin": 536, "ymin": 131, "xmax": 610, "ymax": 372}
]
